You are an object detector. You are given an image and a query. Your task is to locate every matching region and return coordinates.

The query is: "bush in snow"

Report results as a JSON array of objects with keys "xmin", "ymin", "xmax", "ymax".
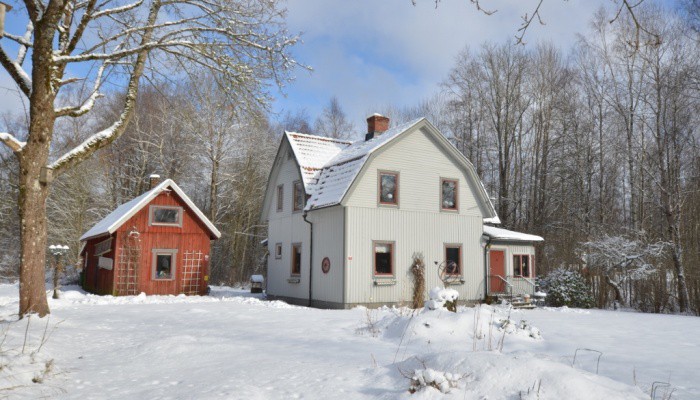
[
  {"xmin": 537, "ymin": 268, "xmax": 594, "ymax": 308},
  {"xmin": 425, "ymin": 287, "xmax": 458, "ymax": 312},
  {"xmin": 409, "ymin": 368, "xmax": 461, "ymax": 394}
]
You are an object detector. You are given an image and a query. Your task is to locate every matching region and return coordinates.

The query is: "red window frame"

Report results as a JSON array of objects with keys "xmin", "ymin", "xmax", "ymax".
[
  {"xmin": 373, "ymin": 241, "xmax": 394, "ymax": 276},
  {"xmin": 291, "ymin": 243, "xmax": 302, "ymax": 276},
  {"xmin": 276, "ymin": 184, "xmax": 284, "ymax": 212},
  {"xmin": 440, "ymin": 178, "xmax": 459, "ymax": 211},
  {"xmin": 293, "ymin": 180, "xmax": 304, "ymax": 212},
  {"xmin": 444, "ymin": 244, "xmax": 462, "ymax": 275},
  {"xmin": 513, "ymin": 254, "xmax": 531, "ymax": 278},
  {"xmin": 378, "ymin": 171, "xmax": 399, "ymax": 206}
]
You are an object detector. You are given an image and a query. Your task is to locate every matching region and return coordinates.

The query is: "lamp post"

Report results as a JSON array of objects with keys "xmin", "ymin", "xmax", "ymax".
[
  {"xmin": 49, "ymin": 245, "xmax": 69, "ymax": 299},
  {"xmin": 0, "ymin": 2, "xmax": 12, "ymax": 37}
]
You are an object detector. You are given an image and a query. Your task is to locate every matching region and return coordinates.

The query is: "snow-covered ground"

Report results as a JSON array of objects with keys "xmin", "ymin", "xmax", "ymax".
[{"xmin": 0, "ymin": 284, "xmax": 697, "ymax": 399}]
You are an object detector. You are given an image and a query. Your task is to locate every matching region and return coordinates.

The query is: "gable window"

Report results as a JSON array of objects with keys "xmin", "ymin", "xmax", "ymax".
[
  {"xmin": 441, "ymin": 179, "xmax": 458, "ymax": 211},
  {"xmin": 373, "ymin": 241, "xmax": 394, "ymax": 276},
  {"xmin": 293, "ymin": 181, "xmax": 304, "ymax": 212},
  {"xmin": 275, "ymin": 243, "xmax": 283, "ymax": 259},
  {"xmin": 150, "ymin": 206, "xmax": 183, "ymax": 227},
  {"xmin": 513, "ymin": 254, "xmax": 530, "ymax": 278},
  {"xmin": 445, "ymin": 244, "xmax": 462, "ymax": 275},
  {"xmin": 291, "ymin": 243, "xmax": 302, "ymax": 275},
  {"xmin": 152, "ymin": 249, "xmax": 177, "ymax": 280},
  {"xmin": 378, "ymin": 171, "xmax": 399, "ymax": 205},
  {"xmin": 276, "ymin": 185, "xmax": 284, "ymax": 212}
]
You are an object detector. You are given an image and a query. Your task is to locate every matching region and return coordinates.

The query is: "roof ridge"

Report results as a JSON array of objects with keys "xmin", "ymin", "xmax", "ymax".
[{"xmin": 285, "ymin": 131, "xmax": 353, "ymax": 145}]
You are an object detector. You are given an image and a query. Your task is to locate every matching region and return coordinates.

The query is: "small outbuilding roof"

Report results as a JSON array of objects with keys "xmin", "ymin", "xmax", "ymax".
[
  {"xmin": 483, "ymin": 225, "xmax": 544, "ymax": 243},
  {"xmin": 80, "ymin": 179, "xmax": 221, "ymax": 241}
]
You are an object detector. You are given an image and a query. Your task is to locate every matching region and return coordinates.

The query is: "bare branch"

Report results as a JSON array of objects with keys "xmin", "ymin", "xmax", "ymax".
[
  {"xmin": 0, "ymin": 46, "xmax": 32, "ymax": 97},
  {"xmin": 50, "ymin": 0, "xmax": 163, "ymax": 175},
  {"xmin": 55, "ymin": 62, "xmax": 108, "ymax": 118},
  {"xmin": 0, "ymin": 132, "xmax": 26, "ymax": 153}
]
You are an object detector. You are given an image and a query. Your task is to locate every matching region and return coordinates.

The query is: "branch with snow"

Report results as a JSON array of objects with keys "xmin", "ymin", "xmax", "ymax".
[{"xmin": 0, "ymin": 132, "xmax": 26, "ymax": 153}]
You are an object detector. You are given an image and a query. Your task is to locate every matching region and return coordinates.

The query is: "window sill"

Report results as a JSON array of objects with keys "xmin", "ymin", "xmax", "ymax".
[
  {"xmin": 287, "ymin": 277, "xmax": 301, "ymax": 284},
  {"xmin": 373, "ymin": 278, "xmax": 396, "ymax": 286},
  {"xmin": 445, "ymin": 279, "xmax": 465, "ymax": 286}
]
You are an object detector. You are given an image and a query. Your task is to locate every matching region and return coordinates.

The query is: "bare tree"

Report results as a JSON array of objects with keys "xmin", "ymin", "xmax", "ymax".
[
  {"xmin": 0, "ymin": 0, "xmax": 300, "ymax": 316},
  {"xmin": 314, "ymin": 97, "xmax": 355, "ymax": 139}
]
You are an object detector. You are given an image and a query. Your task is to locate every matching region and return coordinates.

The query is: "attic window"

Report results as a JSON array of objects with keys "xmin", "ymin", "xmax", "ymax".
[
  {"xmin": 378, "ymin": 171, "xmax": 399, "ymax": 206},
  {"xmin": 441, "ymin": 179, "xmax": 458, "ymax": 211},
  {"xmin": 276, "ymin": 185, "xmax": 284, "ymax": 212},
  {"xmin": 150, "ymin": 206, "xmax": 183, "ymax": 227},
  {"xmin": 293, "ymin": 181, "xmax": 304, "ymax": 212}
]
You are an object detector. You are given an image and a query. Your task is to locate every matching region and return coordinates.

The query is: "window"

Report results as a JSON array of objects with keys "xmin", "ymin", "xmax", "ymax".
[
  {"xmin": 275, "ymin": 243, "xmax": 283, "ymax": 259},
  {"xmin": 445, "ymin": 244, "xmax": 461, "ymax": 275},
  {"xmin": 291, "ymin": 243, "xmax": 302, "ymax": 275},
  {"xmin": 441, "ymin": 179, "xmax": 458, "ymax": 211},
  {"xmin": 513, "ymin": 254, "xmax": 530, "ymax": 277},
  {"xmin": 152, "ymin": 249, "xmax": 177, "ymax": 280},
  {"xmin": 378, "ymin": 171, "xmax": 399, "ymax": 205},
  {"xmin": 293, "ymin": 181, "xmax": 304, "ymax": 212},
  {"xmin": 149, "ymin": 206, "xmax": 182, "ymax": 227},
  {"xmin": 373, "ymin": 241, "xmax": 394, "ymax": 276},
  {"xmin": 276, "ymin": 184, "xmax": 284, "ymax": 212}
]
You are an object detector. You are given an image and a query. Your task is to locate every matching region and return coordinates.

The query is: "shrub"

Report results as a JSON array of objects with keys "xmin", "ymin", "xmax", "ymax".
[{"xmin": 538, "ymin": 268, "xmax": 594, "ymax": 308}]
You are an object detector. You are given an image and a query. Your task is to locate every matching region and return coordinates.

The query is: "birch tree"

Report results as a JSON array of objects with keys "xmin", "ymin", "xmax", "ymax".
[{"xmin": 0, "ymin": 0, "xmax": 300, "ymax": 317}]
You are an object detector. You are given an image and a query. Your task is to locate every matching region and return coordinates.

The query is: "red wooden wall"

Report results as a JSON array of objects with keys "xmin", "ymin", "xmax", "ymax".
[{"xmin": 82, "ymin": 190, "xmax": 214, "ymax": 296}]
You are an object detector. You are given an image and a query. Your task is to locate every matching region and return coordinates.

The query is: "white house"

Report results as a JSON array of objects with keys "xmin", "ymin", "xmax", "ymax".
[{"xmin": 261, "ymin": 114, "xmax": 543, "ymax": 308}]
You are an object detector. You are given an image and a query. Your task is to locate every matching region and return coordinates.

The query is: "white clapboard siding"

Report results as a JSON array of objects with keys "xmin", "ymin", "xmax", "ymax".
[
  {"xmin": 344, "ymin": 127, "xmax": 482, "ymax": 217},
  {"xmin": 489, "ymin": 243, "xmax": 537, "ymax": 296},
  {"xmin": 307, "ymin": 206, "xmax": 344, "ymax": 304},
  {"xmin": 266, "ymin": 144, "xmax": 310, "ymax": 300},
  {"xmin": 344, "ymin": 207, "xmax": 485, "ymax": 304}
]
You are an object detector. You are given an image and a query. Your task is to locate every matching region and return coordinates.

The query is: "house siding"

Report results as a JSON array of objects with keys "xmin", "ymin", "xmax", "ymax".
[
  {"xmin": 266, "ymin": 144, "xmax": 311, "ymax": 301},
  {"xmin": 307, "ymin": 205, "xmax": 344, "ymax": 305},
  {"xmin": 488, "ymin": 242, "xmax": 537, "ymax": 296},
  {"xmin": 344, "ymin": 207, "xmax": 484, "ymax": 305},
  {"xmin": 344, "ymin": 127, "xmax": 482, "ymax": 217}
]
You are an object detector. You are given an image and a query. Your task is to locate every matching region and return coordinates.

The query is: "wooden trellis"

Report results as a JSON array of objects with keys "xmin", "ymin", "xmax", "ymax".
[
  {"xmin": 180, "ymin": 250, "xmax": 204, "ymax": 295},
  {"xmin": 115, "ymin": 229, "xmax": 141, "ymax": 296}
]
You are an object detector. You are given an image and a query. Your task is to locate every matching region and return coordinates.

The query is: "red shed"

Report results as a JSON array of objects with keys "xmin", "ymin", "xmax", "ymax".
[{"xmin": 79, "ymin": 177, "xmax": 221, "ymax": 296}]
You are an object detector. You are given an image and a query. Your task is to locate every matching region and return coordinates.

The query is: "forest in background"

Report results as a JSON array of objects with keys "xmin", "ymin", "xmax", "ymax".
[{"xmin": 1, "ymin": 3, "xmax": 698, "ymax": 314}]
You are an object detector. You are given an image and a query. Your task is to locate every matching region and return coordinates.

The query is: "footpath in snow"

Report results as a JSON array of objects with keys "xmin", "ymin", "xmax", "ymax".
[{"xmin": 0, "ymin": 284, "xmax": 696, "ymax": 399}]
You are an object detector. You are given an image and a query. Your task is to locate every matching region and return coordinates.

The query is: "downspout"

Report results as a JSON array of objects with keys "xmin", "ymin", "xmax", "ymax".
[
  {"xmin": 303, "ymin": 210, "xmax": 313, "ymax": 306},
  {"xmin": 482, "ymin": 234, "xmax": 491, "ymax": 300}
]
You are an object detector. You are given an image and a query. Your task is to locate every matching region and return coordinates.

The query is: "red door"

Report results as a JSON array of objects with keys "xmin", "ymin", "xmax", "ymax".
[{"xmin": 489, "ymin": 250, "xmax": 505, "ymax": 293}]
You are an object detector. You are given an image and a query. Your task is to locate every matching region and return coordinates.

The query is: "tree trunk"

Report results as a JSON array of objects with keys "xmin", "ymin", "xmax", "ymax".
[
  {"xmin": 18, "ymin": 148, "xmax": 52, "ymax": 317},
  {"xmin": 604, "ymin": 274, "xmax": 624, "ymax": 310}
]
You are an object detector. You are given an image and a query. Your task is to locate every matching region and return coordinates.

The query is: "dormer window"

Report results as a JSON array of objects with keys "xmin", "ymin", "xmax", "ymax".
[
  {"xmin": 149, "ymin": 206, "xmax": 183, "ymax": 227},
  {"xmin": 441, "ymin": 178, "xmax": 458, "ymax": 211},
  {"xmin": 378, "ymin": 171, "xmax": 399, "ymax": 206}
]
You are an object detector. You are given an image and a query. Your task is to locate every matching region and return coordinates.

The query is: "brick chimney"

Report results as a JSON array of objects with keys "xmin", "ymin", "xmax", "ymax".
[
  {"xmin": 365, "ymin": 113, "xmax": 390, "ymax": 141},
  {"xmin": 149, "ymin": 174, "xmax": 161, "ymax": 190}
]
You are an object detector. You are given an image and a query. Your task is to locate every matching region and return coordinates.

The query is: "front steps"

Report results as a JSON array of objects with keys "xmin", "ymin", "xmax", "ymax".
[{"xmin": 492, "ymin": 293, "xmax": 538, "ymax": 309}]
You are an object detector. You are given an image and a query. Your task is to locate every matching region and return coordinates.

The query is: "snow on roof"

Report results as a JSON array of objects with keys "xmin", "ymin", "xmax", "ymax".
[
  {"xmin": 285, "ymin": 132, "xmax": 351, "ymax": 190},
  {"xmin": 80, "ymin": 179, "xmax": 221, "ymax": 241},
  {"xmin": 290, "ymin": 118, "xmax": 423, "ymax": 210},
  {"xmin": 284, "ymin": 117, "xmax": 499, "ymax": 216},
  {"xmin": 482, "ymin": 225, "xmax": 544, "ymax": 242}
]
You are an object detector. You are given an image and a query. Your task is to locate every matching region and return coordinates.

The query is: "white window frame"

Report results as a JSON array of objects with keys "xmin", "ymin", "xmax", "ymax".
[
  {"xmin": 149, "ymin": 205, "xmax": 183, "ymax": 227},
  {"xmin": 152, "ymin": 249, "xmax": 178, "ymax": 281}
]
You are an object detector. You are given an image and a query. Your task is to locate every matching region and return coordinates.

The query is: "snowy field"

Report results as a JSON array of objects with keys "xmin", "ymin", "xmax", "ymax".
[{"xmin": 0, "ymin": 284, "xmax": 697, "ymax": 399}]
